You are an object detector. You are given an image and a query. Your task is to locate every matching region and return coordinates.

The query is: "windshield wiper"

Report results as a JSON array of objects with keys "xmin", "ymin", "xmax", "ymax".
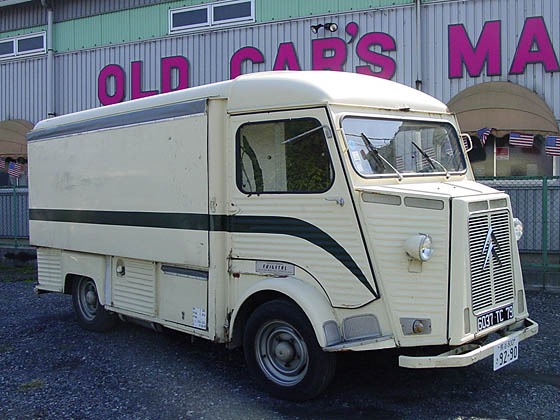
[
  {"xmin": 411, "ymin": 141, "xmax": 450, "ymax": 178},
  {"xmin": 361, "ymin": 133, "xmax": 403, "ymax": 181}
]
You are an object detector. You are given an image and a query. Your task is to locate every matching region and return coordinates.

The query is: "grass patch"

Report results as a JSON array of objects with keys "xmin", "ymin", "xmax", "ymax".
[
  {"xmin": 0, "ymin": 265, "xmax": 37, "ymax": 273},
  {"xmin": 19, "ymin": 379, "xmax": 44, "ymax": 391},
  {"xmin": 0, "ymin": 265, "xmax": 38, "ymax": 283},
  {"xmin": 23, "ymin": 278, "xmax": 36, "ymax": 284}
]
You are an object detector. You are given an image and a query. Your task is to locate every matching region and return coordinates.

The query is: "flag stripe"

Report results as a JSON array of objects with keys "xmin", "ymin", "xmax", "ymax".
[{"xmin": 509, "ymin": 132, "xmax": 534, "ymax": 147}]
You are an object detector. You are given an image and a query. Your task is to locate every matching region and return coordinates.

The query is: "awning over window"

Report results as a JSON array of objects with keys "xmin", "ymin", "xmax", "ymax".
[
  {"xmin": 448, "ymin": 81, "xmax": 559, "ymax": 137},
  {"xmin": 0, "ymin": 120, "xmax": 33, "ymax": 159}
]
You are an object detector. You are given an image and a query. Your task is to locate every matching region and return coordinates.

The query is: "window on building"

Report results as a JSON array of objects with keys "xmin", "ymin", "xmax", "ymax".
[
  {"xmin": 169, "ymin": 0, "xmax": 254, "ymax": 33},
  {"xmin": 0, "ymin": 32, "xmax": 45, "ymax": 61},
  {"xmin": 0, "ymin": 40, "xmax": 14, "ymax": 57},
  {"xmin": 212, "ymin": 0, "xmax": 253, "ymax": 24},
  {"xmin": 170, "ymin": 6, "xmax": 209, "ymax": 31},
  {"xmin": 469, "ymin": 134, "xmax": 554, "ymax": 177},
  {"xmin": 236, "ymin": 118, "xmax": 333, "ymax": 193}
]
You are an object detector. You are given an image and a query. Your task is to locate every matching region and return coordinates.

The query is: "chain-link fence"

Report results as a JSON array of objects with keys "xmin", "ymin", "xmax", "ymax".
[
  {"xmin": 478, "ymin": 176, "xmax": 560, "ymax": 290},
  {"xmin": 0, "ymin": 185, "xmax": 29, "ymax": 248}
]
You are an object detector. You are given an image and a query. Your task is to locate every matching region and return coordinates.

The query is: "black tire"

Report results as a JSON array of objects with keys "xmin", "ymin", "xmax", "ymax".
[
  {"xmin": 72, "ymin": 276, "xmax": 116, "ymax": 332},
  {"xmin": 243, "ymin": 299, "xmax": 337, "ymax": 401}
]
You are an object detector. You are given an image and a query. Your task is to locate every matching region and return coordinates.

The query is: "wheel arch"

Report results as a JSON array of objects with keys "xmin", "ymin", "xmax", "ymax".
[
  {"xmin": 60, "ymin": 251, "xmax": 107, "ymax": 304},
  {"xmin": 229, "ymin": 277, "xmax": 339, "ymax": 349}
]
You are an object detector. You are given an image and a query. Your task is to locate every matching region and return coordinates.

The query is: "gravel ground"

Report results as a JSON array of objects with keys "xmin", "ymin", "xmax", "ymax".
[{"xmin": 1, "ymin": 265, "xmax": 558, "ymax": 420}]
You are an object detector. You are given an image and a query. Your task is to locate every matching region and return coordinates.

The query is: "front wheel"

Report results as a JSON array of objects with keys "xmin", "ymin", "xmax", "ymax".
[
  {"xmin": 243, "ymin": 300, "xmax": 336, "ymax": 401},
  {"xmin": 72, "ymin": 276, "xmax": 115, "ymax": 332}
]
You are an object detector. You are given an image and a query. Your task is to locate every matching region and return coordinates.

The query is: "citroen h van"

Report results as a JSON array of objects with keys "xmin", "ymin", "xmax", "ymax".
[{"xmin": 28, "ymin": 71, "xmax": 538, "ymax": 400}]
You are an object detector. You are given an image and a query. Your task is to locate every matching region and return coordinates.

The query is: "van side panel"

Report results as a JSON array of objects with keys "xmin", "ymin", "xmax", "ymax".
[{"xmin": 28, "ymin": 112, "xmax": 209, "ymax": 268}]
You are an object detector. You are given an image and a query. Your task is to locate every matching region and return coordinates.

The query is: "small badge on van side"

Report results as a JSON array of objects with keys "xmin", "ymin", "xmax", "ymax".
[{"xmin": 256, "ymin": 261, "xmax": 295, "ymax": 276}]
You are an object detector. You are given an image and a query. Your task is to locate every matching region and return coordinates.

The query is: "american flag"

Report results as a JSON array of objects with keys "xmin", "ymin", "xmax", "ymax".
[
  {"xmin": 545, "ymin": 136, "xmax": 560, "ymax": 156},
  {"xmin": 477, "ymin": 128, "xmax": 491, "ymax": 146},
  {"xmin": 0, "ymin": 158, "xmax": 5, "ymax": 170},
  {"xmin": 509, "ymin": 132, "xmax": 534, "ymax": 148},
  {"xmin": 8, "ymin": 162, "xmax": 23, "ymax": 177}
]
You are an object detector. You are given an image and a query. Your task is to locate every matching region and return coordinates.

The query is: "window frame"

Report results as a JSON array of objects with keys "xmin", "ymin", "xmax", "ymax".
[
  {"xmin": 0, "ymin": 32, "xmax": 46, "ymax": 61},
  {"xmin": 235, "ymin": 117, "xmax": 335, "ymax": 195},
  {"xmin": 169, "ymin": 0, "xmax": 254, "ymax": 34},
  {"xmin": 168, "ymin": 4, "xmax": 210, "ymax": 33},
  {"xmin": 341, "ymin": 114, "xmax": 468, "ymax": 180},
  {"xmin": 0, "ymin": 39, "xmax": 15, "ymax": 58},
  {"xmin": 210, "ymin": 0, "xmax": 254, "ymax": 26}
]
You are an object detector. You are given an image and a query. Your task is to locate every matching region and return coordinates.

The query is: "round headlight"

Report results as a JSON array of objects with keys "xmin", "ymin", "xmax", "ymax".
[
  {"xmin": 419, "ymin": 235, "xmax": 434, "ymax": 261},
  {"xmin": 513, "ymin": 217, "xmax": 523, "ymax": 241},
  {"xmin": 405, "ymin": 234, "xmax": 434, "ymax": 262}
]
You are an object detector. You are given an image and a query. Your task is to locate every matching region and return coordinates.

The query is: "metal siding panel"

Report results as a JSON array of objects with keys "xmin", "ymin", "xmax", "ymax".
[
  {"xmin": 101, "ymin": 11, "xmax": 130, "ymax": 46},
  {"xmin": 0, "ymin": 56, "xmax": 46, "ymax": 122},
  {"xmin": 0, "ymin": 188, "xmax": 29, "ymax": 237},
  {"xmin": 0, "ymin": 24, "xmax": 47, "ymax": 39},
  {"xmin": 423, "ymin": 0, "xmax": 560, "ymax": 124},
  {"xmin": 2, "ymin": 0, "xmax": 559, "ymax": 128},
  {"xmin": 0, "ymin": 2, "xmax": 45, "ymax": 32},
  {"xmin": 53, "ymin": 20, "xmax": 75, "ymax": 52}
]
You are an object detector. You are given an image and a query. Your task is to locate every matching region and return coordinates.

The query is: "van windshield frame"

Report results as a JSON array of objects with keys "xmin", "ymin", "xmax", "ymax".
[{"xmin": 341, "ymin": 116, "xmax": 467, "ymax": 179}]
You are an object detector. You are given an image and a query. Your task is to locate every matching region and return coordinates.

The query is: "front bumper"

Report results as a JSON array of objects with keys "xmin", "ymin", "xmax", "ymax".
[{"xmin": 398, "ymin": 318, "xmax": 538, "ymax": 368}]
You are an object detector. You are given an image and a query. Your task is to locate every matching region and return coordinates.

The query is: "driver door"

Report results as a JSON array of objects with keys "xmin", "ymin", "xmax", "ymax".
[{"xmin": 227, "ymin": 108, "xmax": 377, "ymax": 308}]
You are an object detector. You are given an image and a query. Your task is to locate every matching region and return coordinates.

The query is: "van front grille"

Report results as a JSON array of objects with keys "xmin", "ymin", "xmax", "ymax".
[{"xmin": 468, "ymin": 210, "xmax": 514, "ymax": 314}]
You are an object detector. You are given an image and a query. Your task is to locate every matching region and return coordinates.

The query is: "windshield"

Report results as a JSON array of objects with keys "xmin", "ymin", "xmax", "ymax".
[{"xmin": 341, "ymin": 117, "xmax": 467, "ymax": 177}]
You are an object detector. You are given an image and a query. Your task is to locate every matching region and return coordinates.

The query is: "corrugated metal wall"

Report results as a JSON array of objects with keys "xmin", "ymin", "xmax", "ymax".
[
  {"xmin": 0, "ymin": 0, "xmax": 414, "ymax": 33},
  {"xmin": 0, "ymin": 188, "xmax": 29, "ymax": 238},
  {"xmin": 423, "ymin": 0, "xmax": 560, "ymax": 118},
  {"xmin": 0, "ymin": 57, "xmax": 46, "ymax": 123},
  {"xmin": 0, "ymin": 0, "xmax": 174, "ymax": 32},
  {"xmin": 53, "ymin": 6, "xmax": 418, "ymax": 117},
  {"xmin": 0, "ymin": 0, "xmax": 559, "ymax": 124}
]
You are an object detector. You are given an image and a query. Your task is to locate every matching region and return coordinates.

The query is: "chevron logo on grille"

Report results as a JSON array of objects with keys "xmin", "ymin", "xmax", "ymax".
[{"xmin": 482, "ymin": 227, "xmax": 502, "ymax": 270}]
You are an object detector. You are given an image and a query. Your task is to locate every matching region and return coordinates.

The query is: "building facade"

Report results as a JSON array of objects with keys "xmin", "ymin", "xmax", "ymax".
[{"xmin": 1, "ymin": 0, "xmax": 559, "ymax": 183}]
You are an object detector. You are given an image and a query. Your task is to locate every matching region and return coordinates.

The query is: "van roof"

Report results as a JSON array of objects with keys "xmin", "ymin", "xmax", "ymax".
[{"xmin": 32, "ymin": 71, "xmax": 449, "ymax": 133}]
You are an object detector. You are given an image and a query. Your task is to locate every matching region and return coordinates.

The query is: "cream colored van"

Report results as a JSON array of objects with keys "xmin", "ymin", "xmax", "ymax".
[{"xmin": 28, "ymin": 71, "xmax": 538, "ymax": 400}]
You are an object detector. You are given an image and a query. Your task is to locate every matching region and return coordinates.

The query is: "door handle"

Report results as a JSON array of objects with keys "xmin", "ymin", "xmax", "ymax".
[{"xmin": 324, "ymin": 197, "xmax": 345, "ymax": 207}]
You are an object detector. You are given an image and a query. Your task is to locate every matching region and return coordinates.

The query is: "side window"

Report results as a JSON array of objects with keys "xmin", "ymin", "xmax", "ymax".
[{"xmin": 236, "ymin": 118, "xmax": 333, "ymax": 193}]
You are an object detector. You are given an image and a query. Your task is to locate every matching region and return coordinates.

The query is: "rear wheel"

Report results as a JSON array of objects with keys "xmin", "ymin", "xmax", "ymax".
[
  {"xmin": 72, "ymin": 276, "xmax": 115, "ymax": 332},
  {"xmin": 243, "ymin": 299, "xmax": 336, "ymax": 401}
]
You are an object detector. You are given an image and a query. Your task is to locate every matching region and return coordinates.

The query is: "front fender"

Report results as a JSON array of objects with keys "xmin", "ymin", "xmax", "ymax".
[{"xmin": 230, "ymin": 276, "xmax": 340, "ymax": 348}]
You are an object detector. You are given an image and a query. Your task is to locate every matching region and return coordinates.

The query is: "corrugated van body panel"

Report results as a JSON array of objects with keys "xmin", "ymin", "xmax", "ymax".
[
  {"xmin": 112, "ymin": 258, "xmax": 157, "ymax": 316},
  {"xmin": 37, "ymin": 247, "xmax": 63, "ymax": 292},
  {"xmin": 359, "ymin": 194, "xmax": 450, "ymax": 345}
]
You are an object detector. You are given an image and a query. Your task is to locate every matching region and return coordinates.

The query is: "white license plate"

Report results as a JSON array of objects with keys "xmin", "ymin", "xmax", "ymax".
[{"xmin": 493, "ymin": 336, "xmax": 519, "ymax": 371}]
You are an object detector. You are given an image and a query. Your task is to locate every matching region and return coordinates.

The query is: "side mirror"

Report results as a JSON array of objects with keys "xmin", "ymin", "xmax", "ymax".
[{"xmin": 461, "ymin": 133, "xmax": 473, "ymax": 152}]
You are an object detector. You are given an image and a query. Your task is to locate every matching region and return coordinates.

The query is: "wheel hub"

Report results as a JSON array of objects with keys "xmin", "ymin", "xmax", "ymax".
[
  {"xmin": 274, "ymin": 341, "xmax": 295, "ymax": 363},
  {"xmin": 255, "ymin": 321, "xmax": 309, "ymax": 386},
  {"xmin": 86, "ymin": 290, "xmax": 97, "ymax": 305}
]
